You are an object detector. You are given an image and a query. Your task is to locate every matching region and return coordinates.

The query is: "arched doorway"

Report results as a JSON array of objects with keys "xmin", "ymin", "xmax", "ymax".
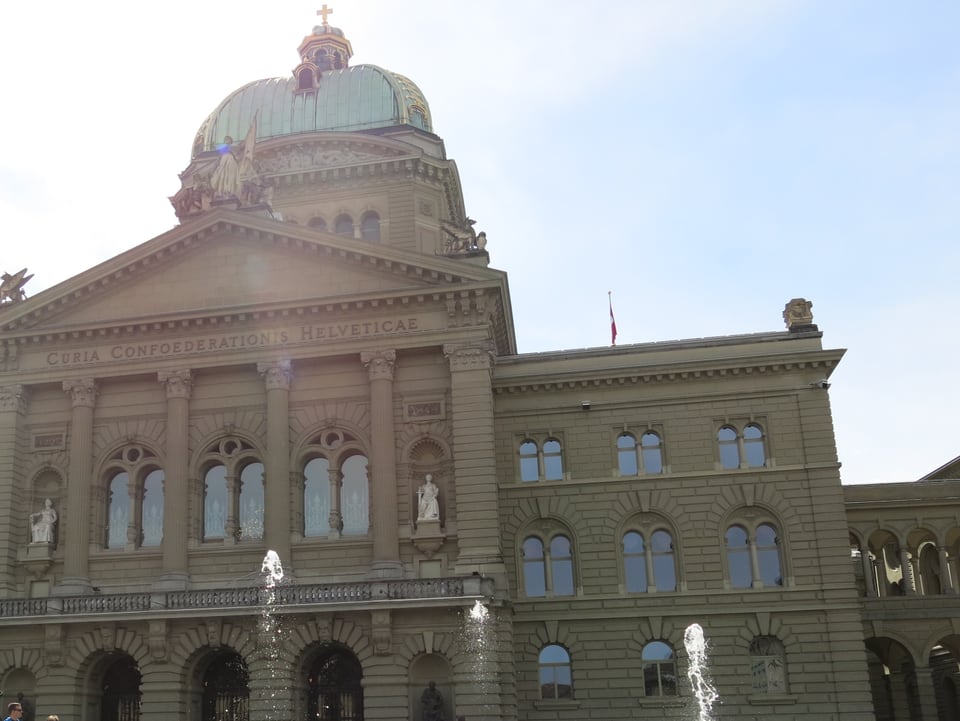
[
  {"xmin": 408, "ymin": 654, "xmax": 453, "ymax": 721},
  {"xmin": 305, "ymin": 644, "xmax": 364, "ymax": 721},
  {"xmin": 2, "ymin": 668, "xmax": 37, "ymax": 721},
  {"xmin": 201, "ymin": 650, "xmax": 250, "ymax": 721},
  {"xmin": 100, "ymin": 655, "xmax": 141, "ymax": 721}
]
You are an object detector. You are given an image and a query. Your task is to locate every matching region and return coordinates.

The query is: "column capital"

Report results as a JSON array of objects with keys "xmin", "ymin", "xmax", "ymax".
[
  {"xmin": 63, "ymin": 378, "xmax": 97, "ymax": 408},
  {"xmin": 258, "ymin": 360, "xmax": 293, "ymax": 390},
  {"xmin": 361, "ymin": 349, "xmax": 396, "ymax": 381},
  {"xmin": 443, "ymin": 342, "xmax": 495, "ymax": 372},
  {"xmin": 0, "ymin": 384, "xmax": 28, "ymax": 413},
  {"xmin": 158, "ymin": 369, "xmax": 193, "ymax": 399}
]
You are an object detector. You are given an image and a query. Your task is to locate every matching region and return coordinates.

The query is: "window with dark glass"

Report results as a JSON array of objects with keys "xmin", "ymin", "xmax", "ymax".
[
  {"xmin": 341, "ymin": 454, "xmax": 370, "ymax": 535},
  {"xmin": 750, "ymin": 636, "xmax": 788, "ymax": 693},
  {"xmin": 651, "ymin": 529, "xmax": 677, "ymax": 591},
  {"xmin": 360, "ymin": 211, "xmax": 380, "ymax": 241},
  {"xmin": 304, "ymin": 457, "xmax": 331, "ymax": 537},
  {"xmin": 308, "ymin": 216, "xmax": 328, "ymax": 231},
  {"xmin": 550, "ymin": 535, "xmax": 575, "ymax": 595},
  {"xmin": 642, "ymin": 641, "xmax": 677, "ymax": 696},
  {"xmin": 543, "ymin": 439, "xmax": 564, "ymax": 480},
  {"xmin": 640, "ymin": 431, "xmax": 664, "ymax": 474},
  {"xmin": 755, "ymin": 523, "xmax": 782, "ymax": 586},
  {"xmin": 539, "ymin": 645, "xmax": 572, "ymax": 699},
  {"xmin": 239, "ymin": 462, "xmax": 264, "ymax": 541},
  {"xmin": 726, "ymin": 525, "xmax": 752, "ymax": 588},
  {"xmin": 623, "ymin": 531, "xmax": 647, "ymax": 592},
  {"xmin": 335, "ymin": 214, "xmax": 354, "ymax": 237},
  {"xmin": 107, "ymin": 471, "xmax": 130, "ymax": 549},
  {"xmin": 519, "ymin": 440, "xmax": 539, "ymax": 482},
  {"xmin": 204, "ymin": 464, "xmax": 228, "ymax": 540},
  {"xmin": 141, "ymin": 469, "xmax": 164, "ymax": 547},
  {"xmin": 718, "ymin": 426, "xmax": 740, "ymax": 469},
  {"xmin": 523, "ymin": 537, "xmax": 546, "ymax": 597},
  {"xmin": 617, "ymin": 433, "xmax": 639, "ymax": 476},
  {"xmin": 743, "ymin": 424, "xmax": 767, "ymax": 467}
]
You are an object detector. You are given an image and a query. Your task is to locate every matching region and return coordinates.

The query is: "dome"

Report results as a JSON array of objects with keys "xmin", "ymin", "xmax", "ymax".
[{"xmin": 192, "ymin": 64, "xmax": 434, "ymax": 159}]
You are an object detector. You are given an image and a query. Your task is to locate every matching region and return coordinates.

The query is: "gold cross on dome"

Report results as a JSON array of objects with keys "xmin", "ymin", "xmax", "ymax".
[{"xmin": 317, "ymin": 4, "xmax": 334, "ymax": 25}]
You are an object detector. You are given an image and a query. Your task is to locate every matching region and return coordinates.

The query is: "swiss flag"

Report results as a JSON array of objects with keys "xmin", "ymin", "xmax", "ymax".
[{"xmin": 609, "ymin": 292, "xmax": 618, "ymax": 346}]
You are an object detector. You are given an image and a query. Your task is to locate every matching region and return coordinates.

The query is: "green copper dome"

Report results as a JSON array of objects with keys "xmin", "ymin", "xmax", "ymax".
[{"xmin": 193, "ymin": 64, "xmax": 433, "ymax": 158}]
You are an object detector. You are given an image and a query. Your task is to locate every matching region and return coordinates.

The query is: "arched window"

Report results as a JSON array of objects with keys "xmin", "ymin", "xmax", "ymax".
[
  {"xmin": 539, "ymin": 645, "xmax": 572, "ymax": 699},
  {"xmin": 360, "ymin": 211, "xmax": 381, "ymax": 241},
  {"xmin": 107, "ymin": 471, "xmax": 130, "ymax": 549},
  {"xmin": 617, "ymin": 433, "xmax": 638, "ymax": 476},
  {"xmin": 642, "ymin": 641, "xmax": 677, "ymax": 696},
  {"xmin": 641, "ymin": 431, "xmax": 664, "ymax": 474},
  {"xmin": 651, "ymin": 529, "xmax": 677, "ymax": 591},
  {"xmin": 298, "ymin": 67, "xmax": 315, "ymax": 90},
  {"xmin": 315, "ymin": 49, "xmax": 332, "ymax": 71},
  {"xmin": 717, "ymin": 423, "xmax": 768, "ymax": 469},
  {"xmin": 743, "ymin": 424, "xmax": 767, "ymax": 467},
  {"xmin": 726, "ymin": 525, "xmax": 752, "ymax": 588},
  {"xmin": 550, "ymin": 535, "xmax": 575, "ymax": 595},
  {"xmin": 308, "ymin": 216, "xmax": 328, "ymax": 232},
  {"xmin": 522, "ymin": 537, "xmax": 546, "ymax": 597},
  {"xmin": 543, "ymin": 439, "xmax": 563, "ymax": 480},
  {"xmin": 519, "ymin": 440, "xmax": 539, "ymax": 482},
  {"xmin": 726, "ymin": 521, "xmax": 784, "ymax": 589},
  {"xmin": 718, "ymin": 426, "xmax": 740, "ymax": 469},
  {"xmin": 341, "ymin": 454, "xmax": 370, "ymax": 535},
  {"xmin": 521, "ymin": 532, "xmax": 576, "ymax": 597},
  {"xmin": 203, "ymin": 464, "xmax": 228, "ymax": 540},
  {"xmin": 623, "ymin": 531, "xmax": 647, "ymax": 592},
  {"xmin": 517, "ymin": 436, "xmax": 565, "ymax": 482},
  {"xmin": 141, "ymin": 468, "xmax": 164, "ymax": 547},
  {"xmin": 755, "ymin": 523, "xmax": 782, "ymax": 586},
  {"xmin": 239, "ymin": 462, "xmax": 264, "ymax": 540},
  {"xmin": 102, "ymin": 444, "xmax": 163, "ymax": 550},
  {"xmin": 199, "ymin": 437, "xmax": 263, "ymax": 544},
  {"xmin": 622, "ymin": 529, "xmax": 677, "ymax": 592},
  {"xmin": 304, "ymin": 457, "xmax": 331, "ymax": 537},
  {"xmin": 335, "ymin": 214, "xmax": 354, "ymax": 237},
  {"xmin": 749, "ymin": 636, "xmax": 788, "ymax": 693}
]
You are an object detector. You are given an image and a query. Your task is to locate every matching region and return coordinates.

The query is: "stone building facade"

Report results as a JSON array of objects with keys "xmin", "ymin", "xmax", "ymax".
[{"xmin": 0, "ymin": 16, "xmax": 956, "ymax": 721}]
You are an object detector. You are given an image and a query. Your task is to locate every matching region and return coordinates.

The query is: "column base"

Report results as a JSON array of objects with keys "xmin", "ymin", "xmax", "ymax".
[
  {"xmin": 52, "ymin": 576, "xmax": 93, "ymax": 596},
  {"xmin": 152, "ymin": 572, "xmax": 191, "ymax": 592}
]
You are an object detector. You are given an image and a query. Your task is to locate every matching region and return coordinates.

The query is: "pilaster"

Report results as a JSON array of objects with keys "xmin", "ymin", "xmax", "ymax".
[
  {"xmin": 55, "ymin": 378, "xmax": 97, "ymax": 596},
  {"xmin": 361, "ymin": 349, "xmax": 402, "ymax": 577},
  {"xmin": 259, "ymin": 360, "xmax": 293, "ymax": 566},
  {"xmin": 156, "ymin": 369, "xmax": 192, "ymax": 590},
  {"xmin": 443, "ymin": 343, "xmax": 504, "ymax": 577},
  {"xmin": 0, "ymin": 384, "xmax": 28, "ymax": 595}
]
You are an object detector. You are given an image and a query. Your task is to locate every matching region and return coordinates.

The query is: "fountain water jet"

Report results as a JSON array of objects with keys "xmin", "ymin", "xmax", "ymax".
[
  {"xmin": 258, "ymin": 550, "xmax": 287, "ymax": 720},
  {"xmin": 684, "ymin": 623, "xmax": 719, "ymax": 721}
]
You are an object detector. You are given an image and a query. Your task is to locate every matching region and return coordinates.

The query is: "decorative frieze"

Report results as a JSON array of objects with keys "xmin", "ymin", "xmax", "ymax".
[
  {"xmin": 0, "ymin": 384, "xmax": 27, "ymax": 413},
  {"xmin": 443, "ymin": 343, "xmax": 494, "ymax": 373}
]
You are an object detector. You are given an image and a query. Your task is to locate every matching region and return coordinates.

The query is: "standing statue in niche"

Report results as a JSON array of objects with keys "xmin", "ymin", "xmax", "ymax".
[
  {"xmin": 417, "ymin": 475, "xmax": 440, "ymax": 522},
  {"xmin": 30, "ymin": 498, "xmax": 58, "ymax": 544},
  {"xmin": 420, "ymin": 681, "xmax": 445, "ymax": 721}
]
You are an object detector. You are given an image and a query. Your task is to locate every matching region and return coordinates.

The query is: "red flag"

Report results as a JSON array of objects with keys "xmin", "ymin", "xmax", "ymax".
[{"xmin": 609, "ymin": 291, "xmax": 618, "ymax": 346}]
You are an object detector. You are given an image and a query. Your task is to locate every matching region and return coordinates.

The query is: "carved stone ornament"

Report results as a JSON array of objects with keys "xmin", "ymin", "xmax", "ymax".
[
  {"xmin": 783, "ymin": 298, "xmax": 814, "ymax": 330},
  {"xmin": 258, "ymin": 360, "xmax": 293, "ymax": 390},
  {"xmin": 44, "ymin": 625, "xmax": 64, "ymax": 666},
  {"xmin": 0, "ymin": 384, "xmax": 27, "ymax": 413},
  {"xmin": 148, "ymin": 619, "xmax": 169, "ymax": 661},
  {"xmin": 361, "ymin": 349, "xmax": 396, "ymax": 381},
  {"xmin": 63, "ymin": 378, "xmax": 97, "ymax": 407},
  {"xmin": 442, "ymin": 343, "xmax": 495, "ymax": 372},
  {"xmin": 371, "ymin": 609, "xmax": 392, "ymax": 656},
  {"xmin": 158, "ymin": 369, "xmax": 193, "ymax": 399}
]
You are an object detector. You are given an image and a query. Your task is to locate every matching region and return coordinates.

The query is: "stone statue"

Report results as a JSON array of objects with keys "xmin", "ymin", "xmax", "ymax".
[
  {"xmin": 417, "ymin": 475, "xmax": 440, "ymax": 522},
  {"xmin": 782, "ymin": 298, "xmax": 814, "ymax": 330},
  {"xmin": 420, "ymin": 681, "xmax": 444, "ymax": 721},
  {"xmin": 1, "ymin": 268, "xmax": 33, "ymax": 303},
  {"xmin": 30, "ymin": 498, "xmax": 57, "ymax": 544},
  {"xmin": 210, "ymin": 136, "xmax": 242, "ymax": 199}
]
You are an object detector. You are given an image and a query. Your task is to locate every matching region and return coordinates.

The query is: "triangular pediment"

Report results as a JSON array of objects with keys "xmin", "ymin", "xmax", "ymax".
[{"xmin": 0, "ymin": 209, "xmax": 511, "ymax": 337}]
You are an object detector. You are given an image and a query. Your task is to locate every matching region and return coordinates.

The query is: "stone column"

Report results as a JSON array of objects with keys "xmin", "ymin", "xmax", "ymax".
[
  {"xmin": 937, "ymin": 546, "xmax": 956, "ymax": 594},
  {"xmin": 56, "ymin": 378, "xmax": 97, "ymax": 595},
  {"xmin": 873, "ymin": 557, "xmax": 888, "ymax": 597},
  {"xmin": 156, "ymin": 370, "xmax": 192, "ymax": 590},
  {"xmin": 443, "ymin": 343, "xmax": 504, "ymax": 576},
  {"xmin": 361, "ymin": 350, "xmax": 402, "ymax": 577},
  {"xmin": 328, "ymin": 467, "xmax": 343, "ymax": 540},
  {"xmin": 900, "ymin": 549, "xmax": 917, "ymax": 595},
  {"xmin": 748, "ymin": 537, "xmax": 763, "ymax": 590},
  {"xmin": 888, "ymin": 667, "xmax": 914, "ymax": 721},
  {"xmin": 914, "ymin": 665, "xmax": 941, "ymax": 721},
  {"xmin": 259, "ymin": 361, "xmax": 292, "ymax": 566},
  {"xmin": 861, "ymin": 552, "xmax": 877, "ymax": 598},
  {"xmin": 0, "ymin": 385, "xmax": 28, "ymax": 595}
]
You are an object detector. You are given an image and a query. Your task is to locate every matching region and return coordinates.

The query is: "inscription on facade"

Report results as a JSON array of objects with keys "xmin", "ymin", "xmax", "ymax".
[
  {"xmin": 403, "ymin": 399, "xmax": 445, "ymax": 422},
  {"xmin": 32, "ymin": 432, "xmax": 66, "ymax": 451},
  {"xmin": 39, "ymin": 317, "xmax": 423, "ymax": 368}
]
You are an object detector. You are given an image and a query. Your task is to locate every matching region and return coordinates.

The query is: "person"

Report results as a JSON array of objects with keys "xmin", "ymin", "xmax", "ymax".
[
  {"xmin": 30, "ymin": 498, "xmax": 57, "ymax": 544},
  {"xmin": 417, "ymin": 475, "xmax": 440, "ymax": 521},
  {"xmin": 3, "ymin": 701, "xmax": 23, "ymax": 720},
  {"xmin": 420, "ymin": 680, "xmax": 444, "ymax": 721}
]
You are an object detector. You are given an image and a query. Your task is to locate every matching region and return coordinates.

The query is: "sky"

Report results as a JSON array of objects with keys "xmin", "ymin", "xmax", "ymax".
[{"xmin": 1, "ymin": 1, "xmax": 957, "ymax": 485}]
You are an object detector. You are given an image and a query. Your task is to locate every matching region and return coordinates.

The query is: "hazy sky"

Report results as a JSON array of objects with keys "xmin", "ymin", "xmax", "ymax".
[{"xmin": 1, "ymin": 1, "xmax": 957, "ymax": 485}]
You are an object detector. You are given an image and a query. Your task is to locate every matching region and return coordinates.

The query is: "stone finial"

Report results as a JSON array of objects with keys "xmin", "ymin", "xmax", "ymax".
[{"xmin": 783, "ymin": 298, "xmax": 815, "ymax": 331}]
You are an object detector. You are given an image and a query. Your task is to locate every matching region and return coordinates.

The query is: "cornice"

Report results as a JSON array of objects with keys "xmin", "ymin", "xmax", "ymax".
[{"xmin": 492, "ymin": 351, "xmax": 842, "ymax": 394}]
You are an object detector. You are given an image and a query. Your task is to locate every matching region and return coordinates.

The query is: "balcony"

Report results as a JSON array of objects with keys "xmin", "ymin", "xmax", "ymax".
[{"xmin": 0, "ymin": 576, "xmax": 495, "ymax": 626}]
